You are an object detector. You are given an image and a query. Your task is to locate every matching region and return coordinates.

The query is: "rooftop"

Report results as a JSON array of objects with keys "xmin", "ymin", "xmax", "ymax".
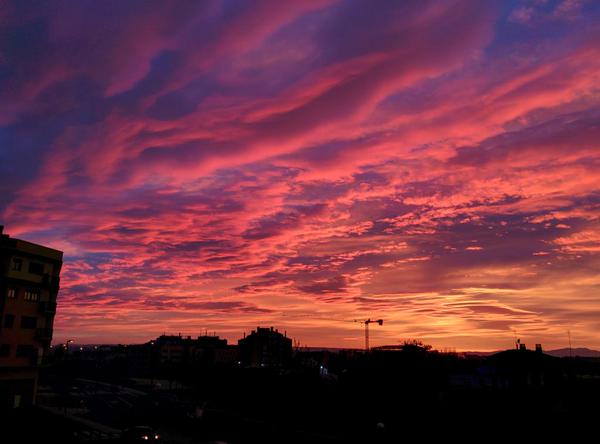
[{"xmin": 0, "ymin": 225, "xmax": 63, "ymax": 261}]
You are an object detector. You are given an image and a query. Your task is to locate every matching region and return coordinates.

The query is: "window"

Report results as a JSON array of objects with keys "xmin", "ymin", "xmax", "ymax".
[
  {"xmin": 16, "ymin": 345, "xmax": 34, "ymax": 358},
  {"xmin": 3, "ymin": 314, "xmax": 15, "ymax": 328},
  {"xmin": 0, "ymin": 344, "xmax": 10, "ymax": 357},
  {"xmin": 28, "ymin": 262, "xmax": 44, "ymax": 275},
  {"xmin": 21, "ymin": 316, "xmax": 37, "ymax": 329},
  {"xmin": 7, "ymin": 288, "xmax": 16, "ymax": 299},
  {"xmin": 12, "ymin": 258, "xmax": 22, "ymax": 271},
  {"xmin": 24, "ymin": 290, "xmax": 40, "ymax": 302}
]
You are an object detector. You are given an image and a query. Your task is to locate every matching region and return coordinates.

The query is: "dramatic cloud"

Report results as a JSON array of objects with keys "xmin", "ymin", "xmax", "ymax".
[{"xmin": 2, "ymin": 0, "xmax": 600, "ymax": 350}]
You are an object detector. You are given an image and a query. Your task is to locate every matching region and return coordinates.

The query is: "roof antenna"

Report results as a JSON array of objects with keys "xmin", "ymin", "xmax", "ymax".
[{"xmin": 568, "ymin": 330, "xmax": 573, "ymax": 359}]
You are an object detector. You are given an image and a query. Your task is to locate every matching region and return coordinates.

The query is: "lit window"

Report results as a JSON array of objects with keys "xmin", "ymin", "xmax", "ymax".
[
  {"xmin": 12, "ymin": 258, "xmax": 22, "ymax": 271},
  {"xmin": 24, "ymin": 290, "xmax": 40, "ymax": 302},
  {"xmin": 7, "ymin": 288, "xmax": 16, "ymax": 299}
]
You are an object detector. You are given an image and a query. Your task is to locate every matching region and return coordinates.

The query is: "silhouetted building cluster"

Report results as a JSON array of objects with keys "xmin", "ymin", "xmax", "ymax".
[
  {"xmin": 51, "ymin": 327, "xmax": 297, "ymax": 382},
  {"xmin": 32, "ymin": 328, "xmax": 600, "ymax": 443},
  {"xmin": 0, "ymin": 226, "xmax": 63, "ymax": 408},
  {"xmin": 238, "ymin": 326, "xmax": 292, "ymax": 367},
  {"xmin": 135, "ymin": 327, "xmax": 294, "ymax": 369},
  {"xmin": 152, "ymin": 334, "xmax": 237, "ymax": 366}
]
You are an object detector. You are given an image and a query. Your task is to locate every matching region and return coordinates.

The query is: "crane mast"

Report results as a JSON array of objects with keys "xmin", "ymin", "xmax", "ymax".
[{"xmin": 356, "ymin": 319, "xmax": 383, "ymax": 351}]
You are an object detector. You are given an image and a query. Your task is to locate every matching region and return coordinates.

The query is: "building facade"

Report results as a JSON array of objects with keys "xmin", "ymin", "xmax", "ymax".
[
  {"xmin": 154, "ymin": 334, "xmax": 234, "ymax": 366},
  {"xmin": 238, "ymin": 327, "xmax": 292, "ymax": 367},
  {"xmin": 0, "ymin": 226, "xmax": 63, "ymax": 408}
]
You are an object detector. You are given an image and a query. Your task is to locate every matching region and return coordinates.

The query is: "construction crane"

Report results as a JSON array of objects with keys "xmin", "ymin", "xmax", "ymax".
[{"xmin": 355, "ymin": 319, "xmax": 383, "ymax": 351}]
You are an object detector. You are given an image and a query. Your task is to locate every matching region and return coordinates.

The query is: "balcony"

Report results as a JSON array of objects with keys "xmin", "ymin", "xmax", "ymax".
[
  {"xmin": 35, "ymin": 328, "xmax": 53, "ymax": 341},
  {"xmin": 38, "ymin": 301, "xmax": 57, "ymax": 314}
]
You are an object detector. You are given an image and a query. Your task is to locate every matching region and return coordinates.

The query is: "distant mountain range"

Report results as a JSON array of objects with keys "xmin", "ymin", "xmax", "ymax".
[
  {"xmin": 465, "ymin": 348, "xmax": 600, "ymax": 358},
  {"xmin": 545, "ymin": 348, "xmax": 600, "ymax": 358}
]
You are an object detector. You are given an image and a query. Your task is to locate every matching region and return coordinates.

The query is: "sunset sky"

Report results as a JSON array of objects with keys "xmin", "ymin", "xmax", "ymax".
[{"xmin": 1, "ymin": 0, "xmax": 600, "ymax": 350}]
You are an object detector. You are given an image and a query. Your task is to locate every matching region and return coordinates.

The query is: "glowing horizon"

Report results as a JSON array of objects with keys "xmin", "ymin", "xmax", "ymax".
[{"xmin": 1, "ymin": 0, "xmax": 600, "ymax": 351}]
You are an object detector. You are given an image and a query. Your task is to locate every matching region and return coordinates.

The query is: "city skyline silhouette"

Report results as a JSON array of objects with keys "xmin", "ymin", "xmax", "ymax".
[{"xmin": 2, "ymin": 2, "xmax": 600, "ymax": 442}]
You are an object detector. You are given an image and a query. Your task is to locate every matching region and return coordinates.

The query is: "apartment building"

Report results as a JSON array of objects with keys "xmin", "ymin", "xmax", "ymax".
[{"xmin": 0, "ymin": 226, "xmax": 63, "ymax": 408}]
